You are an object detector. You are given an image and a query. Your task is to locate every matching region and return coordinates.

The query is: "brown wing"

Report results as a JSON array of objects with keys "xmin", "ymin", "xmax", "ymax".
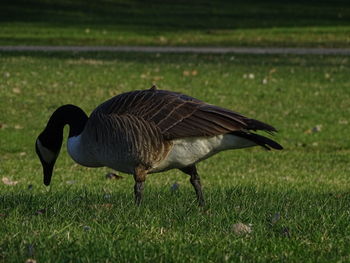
[{"xmin": 93, "ymin": 89, "xmax": 276, "ymax": 140}]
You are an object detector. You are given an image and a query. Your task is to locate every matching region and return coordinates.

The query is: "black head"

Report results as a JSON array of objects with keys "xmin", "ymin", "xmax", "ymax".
[
  {"xmin": 35, "ymin": 104, "xmax": 88, "ymax": 185},
  {"xmin": 35, "ymin": 130, "xmax": 63, "ymax": 186}
]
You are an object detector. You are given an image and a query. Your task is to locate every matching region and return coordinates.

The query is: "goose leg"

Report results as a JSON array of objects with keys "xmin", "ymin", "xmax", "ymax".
[
  {"xmin": 180, "ymin": 165, "xmax": 205, "ymax": 206},
  {"xmin": 134, "ymin": 167, "xmax": 147, "ymax": 205}
]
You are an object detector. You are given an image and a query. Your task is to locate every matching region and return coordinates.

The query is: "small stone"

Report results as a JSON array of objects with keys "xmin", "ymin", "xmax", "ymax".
[{"xmin": 232, "ymin": 222, "xmax": 252, "ymax": 235}]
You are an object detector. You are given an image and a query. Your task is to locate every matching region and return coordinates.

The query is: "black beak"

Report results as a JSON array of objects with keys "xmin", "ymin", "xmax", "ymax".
[
  {"xmin": 35, "ymin": 139, "xmax": 56, "ymax": 186},
  {"xmin": 43, "ymin": 161, "xmax": 54, "ymax": 186}
]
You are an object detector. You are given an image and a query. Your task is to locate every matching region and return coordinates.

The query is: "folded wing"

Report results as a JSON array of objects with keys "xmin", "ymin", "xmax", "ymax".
[{"xmin": 94, "ymin": 89, "xmax": 277, "ymax": 140}]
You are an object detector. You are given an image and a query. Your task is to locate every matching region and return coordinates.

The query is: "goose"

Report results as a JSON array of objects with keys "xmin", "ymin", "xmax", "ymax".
[{"xmin": 35, "ymin": 86, "xmax": 283, "ymax": 206}]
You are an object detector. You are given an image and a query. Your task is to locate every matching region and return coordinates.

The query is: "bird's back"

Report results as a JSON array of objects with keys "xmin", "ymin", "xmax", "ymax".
[{"xmin": 93, "ymin": 89, "xmax": 276, "ymax": 137}]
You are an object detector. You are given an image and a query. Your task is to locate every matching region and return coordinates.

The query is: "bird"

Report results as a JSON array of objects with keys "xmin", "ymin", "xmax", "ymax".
[{"xmin": 35, "ymin": 86, "xmax": 283, "ymax": 206}]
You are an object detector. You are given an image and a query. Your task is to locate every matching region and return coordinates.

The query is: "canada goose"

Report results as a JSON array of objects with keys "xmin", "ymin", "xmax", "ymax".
[{"xmin": 36, "ymin": 86, "xmax": 282, "ymax": 206}]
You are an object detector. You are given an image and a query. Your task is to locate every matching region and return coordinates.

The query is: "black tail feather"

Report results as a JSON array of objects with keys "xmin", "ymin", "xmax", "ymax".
[
  {"xmin": 231, "ymin": 131, "xmax": 283, "ymax": 150},
  {"xmin": 244, "ymin": 118, "xmax": 277, "ymax": 133}
]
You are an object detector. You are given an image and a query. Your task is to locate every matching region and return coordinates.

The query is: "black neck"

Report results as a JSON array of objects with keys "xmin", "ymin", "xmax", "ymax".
[
  {"xmin": 39, "ymin": 104, "xmax": 88, "ymax": 152},
  {"xmin": 45, "ymin": 104, "xmax": 88, "ymax": 138}
]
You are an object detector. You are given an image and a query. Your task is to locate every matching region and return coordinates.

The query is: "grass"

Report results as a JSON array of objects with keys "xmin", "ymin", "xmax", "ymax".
[
  {"xmin": 0, "ymin": 52, "xmax": 350, "ymax": 262},
  {"xmin": 1, "ymin": 0, "xmax": 350, "ymax": 47}
]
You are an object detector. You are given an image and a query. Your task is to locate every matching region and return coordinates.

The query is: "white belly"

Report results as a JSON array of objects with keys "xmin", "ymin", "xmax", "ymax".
[{"xmin": 153, "ymin": 134, "xmax": 256, "ymax": 172}]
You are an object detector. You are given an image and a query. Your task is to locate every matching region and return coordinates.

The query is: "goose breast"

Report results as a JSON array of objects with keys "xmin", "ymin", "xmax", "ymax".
[{"xmin": 82, "ymin": 112, "xmax": 172, "ymax": 173}]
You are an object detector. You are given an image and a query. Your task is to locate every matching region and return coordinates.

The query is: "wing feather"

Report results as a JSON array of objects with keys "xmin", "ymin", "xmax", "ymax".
[{"xmin": 93, "ymin": 89, "xmax": 277, "ymax": 140}]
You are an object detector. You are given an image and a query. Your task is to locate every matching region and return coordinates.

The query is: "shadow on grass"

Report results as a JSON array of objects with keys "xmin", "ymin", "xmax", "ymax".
[
  {"xmin": 1, "ymin": 0, "xmax": 349, "ymax": 30},
  {"xmin": 1, "ymin": 185, "xmax": 349, "ymax": 217}
]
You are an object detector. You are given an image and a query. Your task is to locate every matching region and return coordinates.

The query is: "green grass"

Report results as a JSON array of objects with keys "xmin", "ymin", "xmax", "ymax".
[
  {"xmin": 1, "ymin": 52, "xmax": 350, "ymax": 262},
  {"xmin": 1, "ymin": 0, "xmax": 350, "ymax": 47}
]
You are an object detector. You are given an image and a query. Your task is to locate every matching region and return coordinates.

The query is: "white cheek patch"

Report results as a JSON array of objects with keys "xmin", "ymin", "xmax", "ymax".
[{"xmin": 36, "ymin": 139, "xmax": 57, "ymax": 163}]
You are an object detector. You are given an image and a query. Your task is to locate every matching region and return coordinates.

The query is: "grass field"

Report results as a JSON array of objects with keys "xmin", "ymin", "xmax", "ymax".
[
  {"xmin": 1, "ymin": 0, "xmax": 350, "ymax": 47},
  {"xmin": 0, "ymin": 51, "xmax": 350, "ymax": 262}
]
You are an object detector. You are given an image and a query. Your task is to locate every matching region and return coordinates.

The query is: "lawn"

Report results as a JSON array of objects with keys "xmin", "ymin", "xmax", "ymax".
[
  {"xmin": 1, "ymin": 0, "xmax": 350, "ymax": 47},
  {"xmin": 0, "ymin": 51, "xmax": 349, "ymax": 262}
]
